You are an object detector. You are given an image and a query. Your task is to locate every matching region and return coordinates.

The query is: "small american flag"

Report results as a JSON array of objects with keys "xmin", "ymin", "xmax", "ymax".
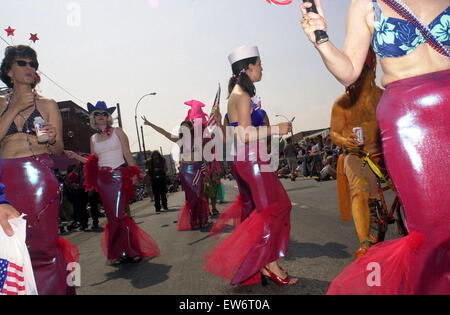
[
  {"xmin": 204, "ymin": 84, "xmax": 222, "ymax": 176},
  {"xmin": 205, "ymin": 84, "xmax": 221, "ymax": 135},
  {"xmin": 0, "ymin": 258, "xmax": 26, "ymax": 295},
  {"xmin": 193, "ymin": 161, "xmax": 208, "ymax": 187}
]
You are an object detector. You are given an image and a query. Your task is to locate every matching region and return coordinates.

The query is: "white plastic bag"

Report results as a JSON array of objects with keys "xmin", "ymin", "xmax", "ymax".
[{"xmin": 0, "ymin": 214, "xmax": 38, "ymax": 295}]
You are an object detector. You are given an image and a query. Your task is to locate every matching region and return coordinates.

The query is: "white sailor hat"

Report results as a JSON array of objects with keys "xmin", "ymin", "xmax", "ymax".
[{"xmin": 228, "ymin": 45, "xmax": 260, "ymax": 65}]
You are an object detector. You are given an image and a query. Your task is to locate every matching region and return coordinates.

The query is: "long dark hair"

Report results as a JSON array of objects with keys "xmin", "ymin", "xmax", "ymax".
[
  {"xmin": 228, "ymin": 57, "xmax": 258, "ymax": 98},
  {"xmin": 1, "ymin": 45, "xmax": 39, "ymax": 88}
]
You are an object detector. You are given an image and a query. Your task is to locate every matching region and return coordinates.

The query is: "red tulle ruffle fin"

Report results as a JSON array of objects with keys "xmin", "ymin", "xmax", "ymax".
[
  {"xmin": 178, "ymin": 201, "xmax": 192, "ymax": 231},
  {"xmin": 120, "ymin": 166, "xmax": 142, "ymax": 206},
  {"xmin": 406, "ymin": 230, "xmax": 426, "ymax": 251},
  {"xmin": 327, "ymin": 231, "xmax": 427, "ymax": 295},
  {"xmin": 83, "ymin": 154, "xmax": 99, "ymax": 192},
  {"xmin": 209, "ymin": 195, "xmax": 244, "ymax": 238},
  {"xmin": 100, "ymin": 218, "xmax": 160, "ymax": 259},
  {"xmin": 57, "ymin": 237, "xmax": 79, "ymax": 264},
  {"xmin": 126, "ymin": 216, "xmax": 160, "ymax": 258},
  {"xmin": 203, "ymin": 206, "xmax": 271, "ymax": 281}
]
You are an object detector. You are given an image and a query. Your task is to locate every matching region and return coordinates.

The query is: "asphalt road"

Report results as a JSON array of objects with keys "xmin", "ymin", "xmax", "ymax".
[{"xmin": 64, "ymin": 176, "xmax": 402, "ymax": 295}]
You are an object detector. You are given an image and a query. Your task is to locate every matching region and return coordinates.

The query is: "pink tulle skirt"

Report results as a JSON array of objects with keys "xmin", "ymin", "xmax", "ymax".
[
  {"xmin": 209, "ymin": 159, "xmax": 261, "ymax": 238},
  {"xmin": 209, "ymin": 194, "xmax": 243, "ymax": 238},
  {"xmin": 204, "ymin": 156, "xmax": 292, "ymax": 285}
]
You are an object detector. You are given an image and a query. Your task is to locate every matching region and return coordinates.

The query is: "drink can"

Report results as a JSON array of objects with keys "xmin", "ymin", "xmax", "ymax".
[
  {"xmin": 34, "ymin": 116, "xmax": 49, "ymax": 143},
  {"xmin": 352, "ymin": 127, "xmax": 364, "ymax": 145}
]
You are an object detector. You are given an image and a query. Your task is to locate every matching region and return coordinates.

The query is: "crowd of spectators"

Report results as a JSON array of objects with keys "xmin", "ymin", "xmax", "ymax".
[{"xmin": 278, "ymin": 134, "xmax": 343, "ymax": 182}]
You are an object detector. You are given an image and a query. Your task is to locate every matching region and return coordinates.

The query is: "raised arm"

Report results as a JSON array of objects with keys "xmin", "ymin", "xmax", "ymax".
[
  {"xmin": 142, "ymin": 115, "xmax": 179, "ymax": 143},
  {"xmin": 211, "ymin": 110, "xmax": 227, "ymax": 145},
  {"xmin": 300, "ymin": 0, "xmax": 373, "ymax": 86},
  {"xmin": 64, "ymin": 150, "xmax": 88, "ymax": 164}
]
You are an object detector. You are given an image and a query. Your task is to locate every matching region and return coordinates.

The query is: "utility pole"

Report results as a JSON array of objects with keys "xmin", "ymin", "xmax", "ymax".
[
  {"xmin": 135, "ymin": 93, "xmax": 157, "ymax": 156},
  {"xmin": 141, "ymin": 125, "xmax": 147, "ymax": 160},
  {"xmin": 116, "ymin": 103, "xmax": 123, "ymax": 128}
]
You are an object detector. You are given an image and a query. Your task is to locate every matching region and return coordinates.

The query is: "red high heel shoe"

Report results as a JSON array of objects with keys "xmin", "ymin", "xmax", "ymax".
[{"xmin": 261, "ymin": 267, "xmax": 298, "ymax": 286}]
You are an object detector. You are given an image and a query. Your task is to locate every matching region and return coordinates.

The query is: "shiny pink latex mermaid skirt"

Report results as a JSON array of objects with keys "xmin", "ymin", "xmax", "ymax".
[
  {"xmin": 178, "ymin": 162, "xmax": 210, "ymax": 230},
  {"xmin": 2, "ymin": 154, "xmax": 78, "ymax": 295},
  {"xmin": 204, "ymin": 148, "xmax": 292, "ymax": 285},
  {"xmin": 328, "ymin": 70, "xmax": 450, "ymax": 295},
  {"xmin": 84, "ymin": 156, "xmax": 160, "ymax": 260}
]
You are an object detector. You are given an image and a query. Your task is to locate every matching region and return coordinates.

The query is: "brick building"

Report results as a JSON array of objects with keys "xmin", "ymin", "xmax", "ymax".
[{"xmin": 58, "ymin": 100, "xmax": 95, "ymax": 154}]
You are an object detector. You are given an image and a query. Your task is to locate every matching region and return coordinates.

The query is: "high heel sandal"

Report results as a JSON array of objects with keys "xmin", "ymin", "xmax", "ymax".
[{"xmin": 261, "ymin": 267, "xmax": 298, "ymax": 286}]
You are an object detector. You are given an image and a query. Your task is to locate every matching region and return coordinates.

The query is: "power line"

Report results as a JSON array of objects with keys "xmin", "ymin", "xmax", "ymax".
[
  {"xmin": 37, "ymin": 70, "xmax": 86, "ymax": 105},
  {"xmin": 0, "ymin": 35, "xmax": 11, "ymax": 46},
  {"xmin": 0, "ymin": 37, "xmax": 86, "ymax": 105}
]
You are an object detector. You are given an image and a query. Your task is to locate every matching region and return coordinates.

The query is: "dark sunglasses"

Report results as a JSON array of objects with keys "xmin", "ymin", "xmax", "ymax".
[
  {"xmin": 15, "ymin": 60, "xmax": 39, "ymax": 69},
  {"xmin": 94, "ymin": 111, "xmax": 109, "ymax": 117}
]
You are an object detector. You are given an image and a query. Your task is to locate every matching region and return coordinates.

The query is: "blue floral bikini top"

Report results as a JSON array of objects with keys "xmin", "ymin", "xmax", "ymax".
[
  {"xmin": 226, "ymin": 102, "xmax": 267, "ymax": 127},
  {"xmin": 372, "ymin": 0, "xmax": 450, "ymax": 58}
]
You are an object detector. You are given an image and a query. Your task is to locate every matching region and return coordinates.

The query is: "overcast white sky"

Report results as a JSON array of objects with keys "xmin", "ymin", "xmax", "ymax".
[{"xmin": 2, "ymin": 0, "xmax": 380, "ymax": 155}]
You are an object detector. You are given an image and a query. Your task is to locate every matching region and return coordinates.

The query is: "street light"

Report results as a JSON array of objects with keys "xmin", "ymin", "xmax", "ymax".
[
  {"xmin": 135, "ymin": 92, "xmax": 157, "ymax": 157},
  {"xmin": 275, "ymin": 114, "xmax": 295, "ymax": 137}
]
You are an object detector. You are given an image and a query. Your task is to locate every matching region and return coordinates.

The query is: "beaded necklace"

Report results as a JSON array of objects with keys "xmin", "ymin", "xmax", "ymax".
[{"xmin": 6, "ymin": 90, "xmax": 38, "ymax": 155}]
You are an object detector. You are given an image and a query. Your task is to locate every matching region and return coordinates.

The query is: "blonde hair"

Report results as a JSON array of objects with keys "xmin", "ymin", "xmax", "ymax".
[{"xmin": 90, "ymin": 111, "xmax": 114, "ymax": 129}]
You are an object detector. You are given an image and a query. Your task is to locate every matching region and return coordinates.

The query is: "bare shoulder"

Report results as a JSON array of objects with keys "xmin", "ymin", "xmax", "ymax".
[
  {"xmin": 231, "ymin": 89, "xmax": 251, "ymax": 109},
  {"xmin": 229, "ymin": 84, "xmax": 249, "ymax": 99},
  {"xmin": 36, "ymin": 95, "xmax": 58, "ymax": 111},
  {"xmin": 114, "ymin": 127, "xmax": 127, "ymax": 137},
  {"xmin": 349, "ymin": 0, "xmax": 374, "ymax": 27},
  {"xmin": 350, "ymin": 0, "xmax": 373, "ymax": 12},
  {"xmin": 37, "ymin": 95, "xmax": 56, "ymax": 104}
]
